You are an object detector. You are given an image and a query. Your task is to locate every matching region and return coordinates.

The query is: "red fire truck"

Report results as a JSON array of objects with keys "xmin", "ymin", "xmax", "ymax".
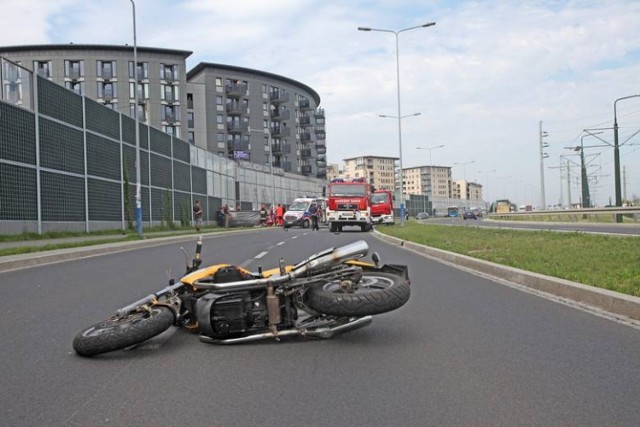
[
  {"xmin": 326, "ymin": 178, "xmax": 373, "ymax": 232},
  {"xmin": 370, "ymin": 189, "xmax": 395, "ymax": 225}
]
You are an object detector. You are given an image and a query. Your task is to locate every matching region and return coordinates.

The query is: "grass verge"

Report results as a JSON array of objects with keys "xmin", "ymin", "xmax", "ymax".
[{"xmin": 376, "ymin": 222, "xmax": 640, "ymax": 297}]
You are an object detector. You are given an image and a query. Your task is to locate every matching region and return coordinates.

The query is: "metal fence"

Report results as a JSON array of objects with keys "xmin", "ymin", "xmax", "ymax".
[{"xmin": 0, "ymin": 58, "xmax": 324, "ymax": 234}]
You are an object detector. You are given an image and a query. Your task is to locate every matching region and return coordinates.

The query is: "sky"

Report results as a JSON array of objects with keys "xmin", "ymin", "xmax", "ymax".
[{"xmin": 2, "ymin": 0, "xmax": 640, "ymax": 207}]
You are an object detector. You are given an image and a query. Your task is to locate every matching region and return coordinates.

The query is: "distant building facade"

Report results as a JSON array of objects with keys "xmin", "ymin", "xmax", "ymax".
[
  {"xmin": 343, "ymin": 155, "xmax": 398, "ymax": 190},
  {"xmin": 403, "ymin": 165, "xmax": 452, "ymax": 198}
]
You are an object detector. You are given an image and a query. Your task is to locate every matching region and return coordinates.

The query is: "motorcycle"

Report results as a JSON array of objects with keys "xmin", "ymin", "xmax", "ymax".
[{"xmin": 72, "ymin": 238, "xmax": 410, "ymax": 357}]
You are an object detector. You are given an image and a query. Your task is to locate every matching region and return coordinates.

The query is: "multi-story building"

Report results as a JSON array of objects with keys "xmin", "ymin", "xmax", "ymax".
[
  {"xmin": 453, "ymin": 180, "xmax": 483, "ymax": 201},
  {"xmin": 0, "ymin": 44, "xmax": 327, "ymax": 179},
  {"xmin": 326, "ymin": 163, "xmax": 342, "ymax": 181},
  {"xmin": 185, "ymin": 63, "xmax": 326, "ymax": 178},
  {"xmin": 343, "ymin": 155, "xmax": 398, "ymax": 190},
  {"xmin": 403, "ymin": 165, "xmax": 452, "ymax": 198},
  {"xmin": 0, "ymin": 44, "xmax": 192, "ymax": 138}
]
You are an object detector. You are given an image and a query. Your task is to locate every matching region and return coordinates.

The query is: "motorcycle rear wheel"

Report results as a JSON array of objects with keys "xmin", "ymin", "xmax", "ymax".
[
  {"xmin": 73, "ymin": 306, "xmax": 174, "ymax": 357},
  {"xmin": 305, "ymin": 272, "xmax": 410, "ymax": 316}
]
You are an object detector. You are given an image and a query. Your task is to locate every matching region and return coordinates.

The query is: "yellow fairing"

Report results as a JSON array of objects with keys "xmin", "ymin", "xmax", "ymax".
[
  {"xmin": 181, "ymin": 264, "xmax": 254, "ymax": 286},
  {"xmin": 345, "ymin": 260, "xmax": 376, "ymax": 268},
  {"xmin": 260, "ymin": 265, "xmax": 295, "ymax": 278}
]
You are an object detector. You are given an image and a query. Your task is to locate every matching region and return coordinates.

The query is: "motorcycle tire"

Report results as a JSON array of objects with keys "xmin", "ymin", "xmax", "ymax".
[
  {"xmin": 302, "ymin": 219, "xmax": 310, "ymax": 228},
  {"xmin": 73, "ymin": 306, "xmax": 175, "ymax": 357},
  {"xmin": 305, "ymin": 271, "xmax": 410, "ymax": 316}
]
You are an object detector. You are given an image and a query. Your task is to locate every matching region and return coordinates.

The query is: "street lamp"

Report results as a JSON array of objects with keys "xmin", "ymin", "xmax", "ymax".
[
  {"xmin": 416, "ymin": 144, "xmax": 444, "ymax": 199},
  {"xmin": 613, "ymin": 94, "xmax": 640, "ymax": 221},
  {"xmin": 248, "ymin": 125, "xmax": 276, "ymax": 209},
  {"xmin": 478, "ymin": 169, "xmax": 496, "ymax": 204},
  {"xmin": 359, "ymin": 22, "xmax": 436, "ymax": 226},
  {"xmin": 130, "ymin": 0, "xmax": 142, "ymax": 237},
  {"xmin": 454, "ymin": 160, "xmax": 475, "ymax": 180}
]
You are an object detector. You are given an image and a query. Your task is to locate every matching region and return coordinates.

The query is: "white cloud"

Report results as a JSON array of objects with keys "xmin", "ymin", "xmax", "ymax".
[{"xmin": 1, "ymin": 0, "xmax": 639, "ymax": 206}]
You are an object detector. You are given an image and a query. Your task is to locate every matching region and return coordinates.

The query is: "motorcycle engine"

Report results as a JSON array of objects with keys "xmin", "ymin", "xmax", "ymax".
[{"xmin": 196, "ymin": 291, "xmax": 268, "ymax": 338}]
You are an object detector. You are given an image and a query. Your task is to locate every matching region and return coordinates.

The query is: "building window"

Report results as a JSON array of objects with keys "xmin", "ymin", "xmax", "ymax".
[
  {"xmin": 96, "ymin": 60, "xmax": 116, "ymax": 79},
  {"xmin": 64, "ymin": 60, "xmax": 84, "ymax": 79},
  {"xmin": 217, "ymin": 133, "xmax": 225, "ymax": 142},
  {"xmin": 187, "ymin": 112, "xmax": 194, "ymax": 128},
  {"xmin": 162, "ymin": 125, "xmax": 180, "ymax": 137},
  {"xmin": 187, "ymin": 93, "xmax": 194, "ymax": 109},
  {"xmin": 129, "ymin": 82, "xmax": 149, "ymax": 100},
  {"xmin": 130, "ymin": 103, "xmax": 147, "ymax": 122},
  {"xmin": 188, "ymin": 131, "xmax": 195, "ymax": 144},
  {"xmin": 215, "ymin": 77, "xmax": 222, "ymax": 87},
  {"xmin": 64, "ymin": 81, "xmax": 84, "ymax": 95},
  {"xmin": 216, "ymin": 114, "xmax": 224, "ymax": 124},
  {"xmin": 216, "ymin": 95, "xmax": 223, "ymax": 105},
  {"xmin": 128, "ymin": 61, "xmax": 148, "ymax": 80},
  {"xmin": 161, "ymin": 84, "xmax": 179, "ymax": 102},
  {"xmin": 33, "ymin": 60, "xmax": 52, "ymax": 78},
  {"xmin": 97, "ymin": 81, "xmax": 117, "ymax": 99},
  {"xmin": 160, "ymin": 64, "xmax": 179, "ymax": 81},
  {"xmin": 162, "ymin": 105, "xmax": 180, "ymax": 123}
]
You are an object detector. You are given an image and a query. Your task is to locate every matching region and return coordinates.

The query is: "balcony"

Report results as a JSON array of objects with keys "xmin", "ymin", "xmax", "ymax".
[
  {"xmin": 316, "ymin": 144, "xmax": 326, "ymax": 155},
  {"xmin": 316, "ymin": 159, "xmax": 327, "ymax": 169},
  {"xmin": 271, "ymin": 143, "xmax": 291, "ymax": 154},
  {"xmin": 315, "ymin": 140, "xmax": 326, "ymax": 148},
  {"xmin": 299, "ymin": 115, "xmax": 313, "ymax": 126},
  {"xmin": 227, "ymin": 122, "xmax": 248, "ymax": 133},
  {"xmin": 299, "ymin": 98, "xmax": 313, "ymax": 110},
  {"xmin": 163, "ymin": 114, "xmax": 177, "ymax": 125},
  {"xmin": 275, "ymin": 161, "xmax": 292, "ymax": 172},
  {"xmin": 101, "ymin": 70, "xmax": 114, "ymax": 80},
  {"xmin": 300, "ymin": 132, "xmax": 314, "ymax": 143},
  {"xmin": 301, "ymin": 165, "xmax": 313, "ymax": 175},
  {"xmin": 314, "ymin": 108, "xmax": 325, "ymax": 122},
  {"xmin": 271, "ymin": 126, "xmax": 290, "ymax": 138},
  {"xmin": 226, "ymin": 103, "xmax": 248, "ymax": 115},
  {"xmin": 300, "ymin": 148, "xmax": 312, "ymax": 159},
  {"xmin": 271, "ymin": 109, "xmax": 290, "ymax": 120},
  {"xmin": 68, "ymin": 69, "xmax": 82, "ymax": 80},
  {"xmin": 228, "ymin": 141, "xmax": 249, "ymax": 152},
  {"xmin": 270, "ymin": 91, "xmax": 289, "ymax": 104},
  {"xmin": 226, "ymin": 83, "xmax": 247, "ymax": 98},
  {"xmin": 314, "ymin": 129, "xmax": 326, "ymax": 140}
]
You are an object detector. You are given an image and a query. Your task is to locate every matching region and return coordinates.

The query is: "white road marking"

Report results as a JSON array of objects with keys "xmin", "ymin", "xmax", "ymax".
[
  {"xmin": 277, "ymin": 241, "xmax": 285, "ymax": 246},
  {"xmin": 255, "ymin": 251, "xmax": 268, "ymax": 259}
]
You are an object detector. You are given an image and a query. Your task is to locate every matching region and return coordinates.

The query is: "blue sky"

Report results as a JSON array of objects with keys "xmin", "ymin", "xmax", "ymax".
[{"xmin": 2, "ymin": 0, "xmax": 639, "ymax": 207}]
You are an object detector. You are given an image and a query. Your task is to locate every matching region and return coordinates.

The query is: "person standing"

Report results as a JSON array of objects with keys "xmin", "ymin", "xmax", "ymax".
[
  {"xmin": 223, "ymin": 204, "xmax": 230, "ymax": 228},
  {"xmin": 259, "ymin": 204, "xmax": 268, "ymax": 226},
  {"xmin": 275, "ymin": 203, "xmax": 284, "ymax": 227},
  {"xmin": 308, "ymin": 202, "xmax": 319, "ymax": 231},
  {"xmin": 193, "ymin": 200, "xmax": 203, "ymax": 232}
]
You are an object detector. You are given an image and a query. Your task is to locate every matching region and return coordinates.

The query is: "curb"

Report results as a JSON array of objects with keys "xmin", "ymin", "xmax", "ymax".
[
  {"xmin": 0, "ymin": 229, "xmax": 260, "ymax": 274},
  {"xmin": 372, "ymin": 230, "xmax": 640, "ymax": 322}
]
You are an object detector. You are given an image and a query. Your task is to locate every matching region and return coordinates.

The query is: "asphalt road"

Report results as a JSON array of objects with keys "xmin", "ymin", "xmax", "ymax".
[{"xmin": 1, "ymin": 227, "xmax": 640, "ymax": 426}]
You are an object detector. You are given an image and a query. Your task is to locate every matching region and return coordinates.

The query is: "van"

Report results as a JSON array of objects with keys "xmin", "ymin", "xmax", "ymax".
[{"xmin": 283, "ymin": 197, "xmax": 322, "ymax": 228}]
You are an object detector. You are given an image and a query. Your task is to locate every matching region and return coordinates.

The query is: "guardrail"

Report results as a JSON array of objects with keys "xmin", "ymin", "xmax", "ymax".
[{"xmin": 487, "ymin": 207, "xmax": 640, "ymax": 223}]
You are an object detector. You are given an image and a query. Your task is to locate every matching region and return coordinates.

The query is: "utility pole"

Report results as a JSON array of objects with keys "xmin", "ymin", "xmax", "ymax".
[{"xmin": 539, "ymin": 121, "xmax": 549, "ymax": 210}]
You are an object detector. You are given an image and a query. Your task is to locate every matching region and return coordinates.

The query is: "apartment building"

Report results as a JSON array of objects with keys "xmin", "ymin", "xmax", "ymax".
[
  {"xmin": 453, "ymin": 179, "xmax": 484, "ymax": 201},
  {"xmin": 403, "ymin": 165, "xmax": 452, "ymax": 198},
  {"xmin": 185, "ymin": 63, "xmax": 326, "ymax": 178},
  {"xmin": 343, "ymin": 155, "xmax": 398, "ymax": 190},
  {"xmin": 0, "ymin": 44, "xmax": 327, "ymax": 179}
]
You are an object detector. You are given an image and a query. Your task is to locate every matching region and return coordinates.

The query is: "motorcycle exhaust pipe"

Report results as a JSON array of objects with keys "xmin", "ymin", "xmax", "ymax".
[
  {"xmin": 199, "ymin": 316, "xmax": 373, "ymax": 345},
  {"xmin": 291, "ymin": 240, "xmax": 369, "ymax": 277}
]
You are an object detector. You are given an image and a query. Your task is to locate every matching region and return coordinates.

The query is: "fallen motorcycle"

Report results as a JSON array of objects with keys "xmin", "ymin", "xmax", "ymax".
[{"xmin": 73, "ymin": 238, "xmax": 410, "ymax": 357}]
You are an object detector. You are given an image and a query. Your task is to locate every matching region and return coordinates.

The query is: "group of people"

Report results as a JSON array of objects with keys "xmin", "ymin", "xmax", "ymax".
[
  {"xmin": 194, "ymin": 201, "xmax": 321, "ymax": 231},
  {"xmin": 259, "ymin": 204, "xmax": 284, "ymax": 226}
]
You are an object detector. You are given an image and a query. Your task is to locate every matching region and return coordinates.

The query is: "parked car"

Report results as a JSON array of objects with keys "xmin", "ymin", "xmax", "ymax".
[
  {"xmin": 462, "ymin": 210, "xmax": 478, "ymax": 220},
  {"xmin": 416, "ymin": 212, "xmax": 430, "ymax": 220}
]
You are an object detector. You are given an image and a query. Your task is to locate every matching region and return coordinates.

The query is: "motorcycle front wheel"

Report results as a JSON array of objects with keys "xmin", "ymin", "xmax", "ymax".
[
  {"xmin": 305, "ymin": 271, "xmax": 410, "ymax": 317},
  {"xmin": 73, "ymin": 306, "xmax": 175, "ymax": 357}
]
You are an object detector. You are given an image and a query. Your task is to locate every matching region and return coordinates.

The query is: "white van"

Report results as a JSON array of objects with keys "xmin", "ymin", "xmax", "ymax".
[{"xmin": 283, "ymin": 197, "xmax": 322, "ymax": 228}]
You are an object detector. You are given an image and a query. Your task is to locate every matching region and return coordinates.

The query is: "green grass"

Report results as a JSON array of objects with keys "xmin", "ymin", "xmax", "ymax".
[{"xmin": 377, "ymin": 222, "xmax": 640, "ymax": 297}]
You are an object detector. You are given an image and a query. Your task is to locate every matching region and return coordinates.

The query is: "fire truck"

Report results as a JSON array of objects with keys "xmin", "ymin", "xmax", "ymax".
[
  {"xmin": 326, "ymin": 178, "xmax": 373, "ymax": 232},
  {"xmin": 370, "ymin": 189, "xmax": 395, "ymax": 225}
]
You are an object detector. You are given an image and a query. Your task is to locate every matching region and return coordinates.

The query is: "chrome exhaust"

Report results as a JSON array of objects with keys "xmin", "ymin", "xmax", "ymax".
[{"xmin": 198, "ymin": 316, "xmax": 373, "ymax": 345}]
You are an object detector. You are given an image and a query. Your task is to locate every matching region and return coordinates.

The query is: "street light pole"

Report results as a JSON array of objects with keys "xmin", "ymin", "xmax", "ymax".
[
  {"xmin": 613, "ymin": 94, "xmax": 640, "ymax": 222},
  {"xmin": 454, "ymin": 160, "xmax": 475, "ymax": 181},
  {"xmin": 478, "ymin": 169, "xmax": 496, "ymax": 205},
  {"xmin": 416, "ymin": 144, "xmax": 444, "ymax": 198},
  {"xmin": 359, "ymin": 22, "xmax": 436, "ymax": 226},
  {"xmin": 130, "ymin": 0, "xmax": 142, "ymax": 237}
]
